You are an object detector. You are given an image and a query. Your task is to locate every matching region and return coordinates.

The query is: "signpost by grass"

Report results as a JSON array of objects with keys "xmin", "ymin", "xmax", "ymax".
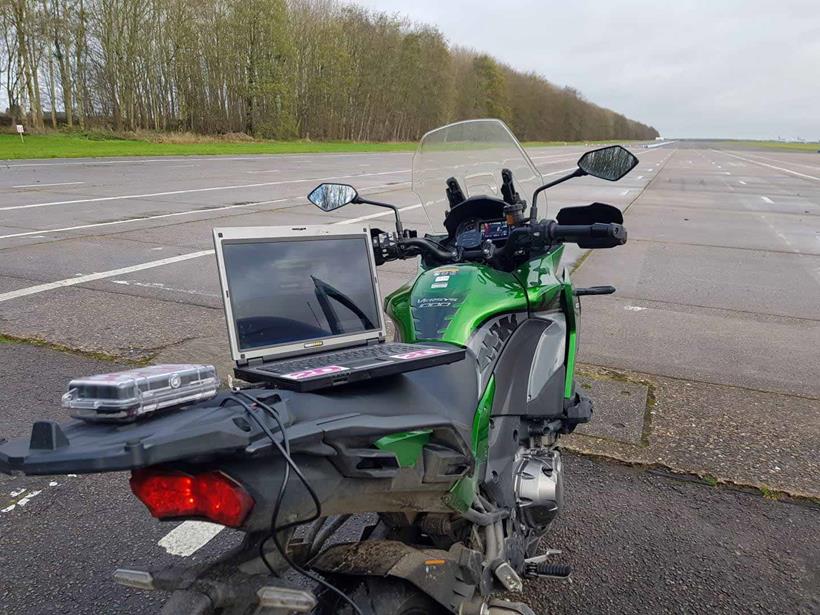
[{"xmin": 16, "ymin": 124, "xmax": 24, "ymax": 143}]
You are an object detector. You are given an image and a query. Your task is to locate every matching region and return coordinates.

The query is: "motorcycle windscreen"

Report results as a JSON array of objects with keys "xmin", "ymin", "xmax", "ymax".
[{"xmin": 411, "ymin": 119, "xmax": 544, "ymax": 234}]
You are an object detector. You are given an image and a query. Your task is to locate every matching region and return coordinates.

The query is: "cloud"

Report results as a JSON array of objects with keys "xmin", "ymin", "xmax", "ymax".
[{"xmin": 350, "ymin": 0, "xmax": 820, "ymax": 139}]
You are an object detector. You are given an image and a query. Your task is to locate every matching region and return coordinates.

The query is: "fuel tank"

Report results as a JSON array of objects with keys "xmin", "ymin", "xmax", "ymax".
[
  {"xmin": 386, "ymin": 263, "xmax": 525, "ymax": 344},
  {"xmin": 385, "ymin": 250, "xmax": 565, "ymax": 346}
]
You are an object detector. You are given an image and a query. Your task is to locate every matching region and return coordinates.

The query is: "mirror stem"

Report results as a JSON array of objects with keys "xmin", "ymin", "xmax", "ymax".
[
  {"xmin": 530, "ymin": 167, "xmax": 586, "ymax": 222},
  {"xmin": 354, "ymin": 196, "xmax": 404, "ymax": 236}
]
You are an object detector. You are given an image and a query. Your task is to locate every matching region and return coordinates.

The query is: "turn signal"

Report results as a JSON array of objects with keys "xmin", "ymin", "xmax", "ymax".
[{"xmin": 130, "ymin": 469, "xmax": 254, "ymax": 527}]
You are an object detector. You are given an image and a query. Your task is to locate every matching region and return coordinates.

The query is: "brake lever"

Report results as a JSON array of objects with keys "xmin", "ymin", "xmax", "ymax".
[{"xmin": 574, "ymin": 286, "xmax": 616, "ymax": 296}]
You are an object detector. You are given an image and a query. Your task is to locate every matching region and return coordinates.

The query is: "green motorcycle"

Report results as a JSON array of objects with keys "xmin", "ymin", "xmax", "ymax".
[{"xmin": 0, "ymin": 119, "xmax": 637, "ymax": 614}]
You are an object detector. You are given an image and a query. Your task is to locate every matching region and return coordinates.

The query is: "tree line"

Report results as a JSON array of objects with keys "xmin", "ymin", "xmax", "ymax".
[{"xmin": 0, "ymin": 0, "xmax": 660, "ymax": 141}]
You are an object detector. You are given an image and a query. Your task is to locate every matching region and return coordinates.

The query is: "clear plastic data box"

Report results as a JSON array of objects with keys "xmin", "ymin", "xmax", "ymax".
[{"xmin": 62, "ymin": 364, "xmax": 218, "ymax": 422}]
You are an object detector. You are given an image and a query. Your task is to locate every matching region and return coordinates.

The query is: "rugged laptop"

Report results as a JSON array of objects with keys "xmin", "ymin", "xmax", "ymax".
[{"xmin": 213, "ymin": 225, "xmax": 465, "ymax": 392}]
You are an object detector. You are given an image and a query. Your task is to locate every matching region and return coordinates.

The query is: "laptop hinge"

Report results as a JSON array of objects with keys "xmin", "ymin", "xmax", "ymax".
[{"xmin": 247, "ymin": 357, "xmax": 264, "ymax": 367}]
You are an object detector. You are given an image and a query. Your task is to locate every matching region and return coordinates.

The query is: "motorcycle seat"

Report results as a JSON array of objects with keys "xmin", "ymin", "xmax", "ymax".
[{"xmin": 275, "ymin": 348, "xmax": 480, "ymax": 429}]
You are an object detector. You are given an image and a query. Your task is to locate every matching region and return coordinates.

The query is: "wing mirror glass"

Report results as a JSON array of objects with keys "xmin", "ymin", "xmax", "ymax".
[
  {"xmin": 577, "ymin": 145, "xmax": 639, "ymax": 181},
  {"xmin": 307, "ymin": 183, "xmax": 358, "ymax": 211}
]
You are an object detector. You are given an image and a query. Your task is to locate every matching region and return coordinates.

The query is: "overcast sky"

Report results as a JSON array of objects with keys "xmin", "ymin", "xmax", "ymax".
[{"xmin": 352, "ymin": 0, "xmax": 820, "ymax": 140}]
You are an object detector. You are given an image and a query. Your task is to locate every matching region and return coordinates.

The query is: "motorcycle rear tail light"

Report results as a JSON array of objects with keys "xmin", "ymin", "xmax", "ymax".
[
  {"xmin": 130, "ymin": 469, "xmax": 254, "ymax": 528},
  {"xmin": 62, "ymin": 364, "xmax": 218, "ymax": 422}
]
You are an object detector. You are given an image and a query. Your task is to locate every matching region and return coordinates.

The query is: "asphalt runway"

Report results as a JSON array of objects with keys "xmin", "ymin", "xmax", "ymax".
[{"xmin": 1, "ymin": 142, "xmax": 818, "ymax": 613}]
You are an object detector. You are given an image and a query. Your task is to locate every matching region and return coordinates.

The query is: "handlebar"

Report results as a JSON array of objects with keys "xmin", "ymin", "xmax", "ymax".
[
  {"xmin": 373, "ymin": 220, "xmax": 626, "ymax": 266},
  {"xmin": 397, "ymin": 237, "xmax": 456, "ymax": 261}
]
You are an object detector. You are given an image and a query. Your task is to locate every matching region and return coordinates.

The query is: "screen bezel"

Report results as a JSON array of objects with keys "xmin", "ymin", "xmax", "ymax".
[{"xmin": 213, "ymin": 225, "xmax": 386, "ymax": 363}]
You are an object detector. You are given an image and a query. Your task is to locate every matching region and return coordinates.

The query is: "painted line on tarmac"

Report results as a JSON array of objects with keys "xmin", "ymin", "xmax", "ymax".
[
  {"xmin": 0, "ymin": 158, "xmax": 664, "ymax": 304},
  {"xmin": 730, "ymin": 151, "xmax": 820, "ymax": 171},
  {"xmin": 715, "ymin": 151, "xmax": 820, "ymax": 182},
  {"xmin": 761, "ymin": 196, "xmax": 774, "ymax": 204},
  {"xmin": 0, "ymin": 251, "xmax": 214, "ymax": 303},
  {"xmin": 12, "ymin": 181, "xmax": 85, "ymax": 189},
  {"xmin": 0, "ymin": 199, "xmax": 418, "ymax": 304},
  {"xmin": 0, "ymin": 198, "xmax": 286, "ymax": 240},
  {"xmin": 0, "ymin": 182, "xmax": 410, "ymax": 240},
  {"xmin": 158, "ymin": 521, "xmax": 224, "ymax": 556},
  {"xmin": 0, "ymin": 169, "xmax": 408, "ymax": 212},
  {"xmin": 1, "ymin": 152, "xmax": 410, "ymax": 168}
]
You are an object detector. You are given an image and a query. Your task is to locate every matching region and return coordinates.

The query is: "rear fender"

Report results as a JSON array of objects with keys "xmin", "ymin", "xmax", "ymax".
[{"xmin": 310, "ymin": 540, "xmax": 482, "ymax": 612}]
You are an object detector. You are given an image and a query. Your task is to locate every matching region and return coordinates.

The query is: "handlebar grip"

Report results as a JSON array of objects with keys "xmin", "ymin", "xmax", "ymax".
[{"xmin": 548, "ymin": 222, "xmax": 627, "ymax": 247}]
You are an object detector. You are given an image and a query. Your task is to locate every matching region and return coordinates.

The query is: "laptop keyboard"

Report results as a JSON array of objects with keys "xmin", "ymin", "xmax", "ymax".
[{"xmin": 262, "ymin": 343, "xmax": 423, "ymax": 375}]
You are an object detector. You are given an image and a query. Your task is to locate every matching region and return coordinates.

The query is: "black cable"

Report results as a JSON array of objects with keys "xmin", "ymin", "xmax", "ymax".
[{"xmin": 227, "ymin": 393, "xmax": 364, "ymax": 615}]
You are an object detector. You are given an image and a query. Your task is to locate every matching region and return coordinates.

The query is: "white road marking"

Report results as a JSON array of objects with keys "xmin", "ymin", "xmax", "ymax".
[
  {"xmin": 12, "ymin": 181, "xmax": 85, "ymax": 189},
  {"xmin": 0, "ymin": 198, "xmax": 419, "ymax": 303},
  {"xmin": 1, "ymin": 152, "xmax": 409, "ymax": 168},
  {"xmin": 732, "ymin": 152, "xmax": 820, "ymax": 171},
  {"xmin": 16, "ymin": 490, "xmax": 42, "ymax": 506},
  {"xmin": 0, "ymin": 199, "xmax": 287, "ymax": 240},
  {"xmin": 529, "ymin": 154, "xmax": 579, "ymax": 162},
  {"xmin": 0, "ymin": 170, "xmax": 407, "ymax": 212},
  {"xmin": 341, "ymin": 203, "xmax": 423, "ymax": 224},
  {"xmin": 0, "ymin": 182, "xmax": 409, "ymax": 240},
  {"xmin": 110, "ymin": 279, "xmax": 220, "ymax": 298},
  {"xmin": 620, "ymin": 189, "xmax": 631, "ymax": 195},
  {"xmin": 158, "ymin": 521, "xmax": 224, "ymax": 556},
  {"xmin": 738, "ymin": 180, "xmax": 747, "ymax": 185},
  {"xmin": 716, "ymin": 150, "xmax": 820, "ymax": 182},
  {"xmin": 542, "ymin": 167, "xmax": 577, "ymax": 177},
  {"xmin": 624, "ymin": 305, "xmax": 646, "ymax": 311},
  {"xmin": 245, "ymin": 169, "xmax": 281, "ymax": 174},
  {"xmin": 636, "ymin": 175, "xmax": 644, "ymax": 180},
  {"xmin": 761, "ymin": 196, "xmax": 774, "ymax": 204},
  {"xmin": 0, "ymin": 251, "xmax": 214, "ymax": 303}
]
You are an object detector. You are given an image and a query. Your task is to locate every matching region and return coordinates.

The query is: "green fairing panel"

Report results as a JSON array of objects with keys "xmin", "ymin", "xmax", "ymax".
[
  {"xmin": 374, "ymin": 430, "xmax": 432, "ymax": 468},
  {"xmin": 386, "ymin": 263, "xmax": 527, "ymax": 344},
  {"xmin": 516, "ymin": 246, "xmax": 565, "ymax": 312},
  {"xmin": 385, "ymin": 249, "xmax": 564, "ymax": 346},
  {"xmin": 382, "ymin": 249, "xmax": 570, "ymax": 512},
  {"xmin": 446, "ymin": 377, "xmax": 495, "ymax": 512},
  {"xmin": 561, "ymin": 267, "xmax": 578, "ymax": 398}
]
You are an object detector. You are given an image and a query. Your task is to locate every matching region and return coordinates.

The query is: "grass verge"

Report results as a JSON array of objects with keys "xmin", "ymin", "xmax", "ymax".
[
  {"xmin": 0, "ymin": 130, "xmax": 643, "ymax": 160},
  {"xmin": 0, "ymin": 131, "xmax": 418, "ymax": 160}
]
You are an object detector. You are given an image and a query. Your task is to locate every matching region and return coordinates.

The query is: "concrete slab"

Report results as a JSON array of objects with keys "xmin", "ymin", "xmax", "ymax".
[
  {"xmin": 565, "ymin": 365, "xmax": 820, "ymax": 498},
  {"xmin": 573, "ymin": 294, "xmax": 819, "ymax": 398},
  {"xmin": 0, "ymin": 285, "xmax": 225, "ymax": 361},
  {"xmin": 626, "ymin": 203, "xmax": 819, "ymax": 255},
  {"xmin": 574, "ymin": 374, "xmax": 649, "ymax": 445},
  {"xmin": 574, "ymin": 235, "xmax": 820, "ymax": 321}
]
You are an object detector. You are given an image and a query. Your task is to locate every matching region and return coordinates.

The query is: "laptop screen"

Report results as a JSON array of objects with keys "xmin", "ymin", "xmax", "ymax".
[{"xmin": 221, "ymin": 235, "xmax": 381, "ymax": 352}]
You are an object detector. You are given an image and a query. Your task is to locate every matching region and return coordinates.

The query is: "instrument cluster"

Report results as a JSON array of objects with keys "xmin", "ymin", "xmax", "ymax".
[{"xmin": 454, "ymin": 218, "xmax": 510, "ymax": 249}]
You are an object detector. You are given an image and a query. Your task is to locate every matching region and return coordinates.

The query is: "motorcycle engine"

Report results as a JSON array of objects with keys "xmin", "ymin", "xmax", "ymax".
[{"xmin": 513, "ymin": 449, "xmax": 563, "ymax": 532}]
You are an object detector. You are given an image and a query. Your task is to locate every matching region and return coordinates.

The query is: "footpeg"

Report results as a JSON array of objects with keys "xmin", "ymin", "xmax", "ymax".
[
  {"xmin": 113, "ymin": 568, "xmax": 155, "ymax": 590},
  {"xmin": 257, "ymin": 586, "xmax": 317, "ymax": 613},
  {"xmin": 493, "ymin": 561, "xmax": 523, "ymax": 592},
  {"xmin": 485, "ymin": 599, "xmax": 536, "ymax": 615},
  {"xmin": 524, "ymin": 561, "xmax": 572, "ymax": 578}
]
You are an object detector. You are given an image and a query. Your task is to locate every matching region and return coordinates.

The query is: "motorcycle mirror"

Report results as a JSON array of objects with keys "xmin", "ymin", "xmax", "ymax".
[
  {"xmin": 577, "ymin": 145, "xmax": 639, "ymax": 181},
  {"xmin": 307, "ymin": 183, "xmax": 358, "ymax": 211}
]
